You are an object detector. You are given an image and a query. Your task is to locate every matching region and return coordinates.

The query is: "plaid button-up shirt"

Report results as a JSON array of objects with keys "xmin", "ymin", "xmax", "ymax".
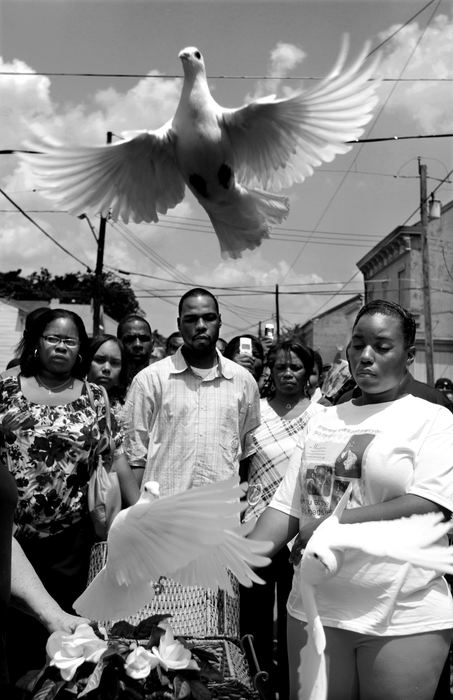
[{"xmin": 123, "ymin": 348, "xmax": 260, "ymax": 496}]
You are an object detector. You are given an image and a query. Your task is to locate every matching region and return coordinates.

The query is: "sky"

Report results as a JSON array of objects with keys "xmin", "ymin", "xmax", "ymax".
[{"xmin": 1, "ymin": 0, "xmax": 452, "ymax": 340}]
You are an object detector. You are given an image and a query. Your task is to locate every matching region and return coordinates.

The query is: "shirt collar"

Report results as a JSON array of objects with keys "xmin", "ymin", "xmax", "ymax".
[{"xmin": 169, "ymin": 347, "xmax": 234, "ymax": 379}]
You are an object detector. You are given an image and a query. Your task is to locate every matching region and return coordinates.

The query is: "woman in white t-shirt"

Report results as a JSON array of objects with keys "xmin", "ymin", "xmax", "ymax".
[{"xmin": 249, "ymin": 299, "xmax": 453, "ymax": 700}]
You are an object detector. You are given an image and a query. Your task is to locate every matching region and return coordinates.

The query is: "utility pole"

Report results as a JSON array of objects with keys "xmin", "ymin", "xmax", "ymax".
[
  {"xmin": 92, "ymin": 131, "xmax": 113, "ymax": 336},
  {"xmin": 275, "ymin": 284, "xmax": 280, "ymax": 338},
  {"xmin": 418, "ymin": 158, "xmax": 434, "ymax": 386}
]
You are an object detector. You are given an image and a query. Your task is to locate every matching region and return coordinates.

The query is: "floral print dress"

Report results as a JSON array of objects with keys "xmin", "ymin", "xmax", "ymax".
[{"xmin": 0, "ymin": 375, "xmax": 122, "ymax": 540}]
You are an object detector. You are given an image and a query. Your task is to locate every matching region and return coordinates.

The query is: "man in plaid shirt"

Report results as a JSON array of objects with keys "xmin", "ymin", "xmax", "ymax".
[{"xmin": 123, "ymin": 288, "xmax": 260, "ymax": 495}]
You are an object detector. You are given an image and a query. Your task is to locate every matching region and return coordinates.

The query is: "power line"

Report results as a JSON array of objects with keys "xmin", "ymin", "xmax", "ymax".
[
  {"xmin": 290, "ymin": 0, "xmax": 443, "ymax": 317},
  {"xmin": 281, "ymin": 0, "xmax": 443, "ymax": 285},
  {"xmin": 0, "ymin": 187, "xmax": 91, "ymax": 271},
  {"xmin": 366, "ymin": 0, "xmax": 438, "ymax": 57},
  {"xmin": 4, "ymin": 132, "xmax": 453, "ymax": 158},
  {"xmin": 0, "ymin": 71, "xmax": 449, "ymax": 82}
]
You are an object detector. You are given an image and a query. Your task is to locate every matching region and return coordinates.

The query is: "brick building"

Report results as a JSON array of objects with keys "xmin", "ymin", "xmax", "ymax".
[
  {"xmin": 357, "ymin": 199, "xmax": 453, "ymax": 382},
  {"xmin": 296, "ymin": 294, "xmax": 363, "ymax": 366}
]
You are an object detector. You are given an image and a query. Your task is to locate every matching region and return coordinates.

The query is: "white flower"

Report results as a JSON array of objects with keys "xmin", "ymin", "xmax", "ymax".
[
  {"xmin": 46, "ymin": 623, "xmax": 108, "ymax": 681},
  {"xmin": 124, "ymin": 645, "xmax": 159, "ymax": 679},
  {"xmin": 152, "ymin": 623, "xmax": 199, "ymax": 672}
]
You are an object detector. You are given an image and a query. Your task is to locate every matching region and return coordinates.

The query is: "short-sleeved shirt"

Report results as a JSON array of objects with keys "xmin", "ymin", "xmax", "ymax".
[
  {"xmin": 271, "ymin": 395, "xmax": 453, "ymax": 636},
  {"xmin": 0, "ymin": 376, "xmax": 122, "ymax": 538},
  {"xmin": 123, "ymin": 348, "xmax": 261, "ymax": 495}
]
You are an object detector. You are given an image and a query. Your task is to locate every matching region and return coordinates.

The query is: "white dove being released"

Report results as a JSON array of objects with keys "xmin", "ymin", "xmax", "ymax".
[
  {"xmin": 73, "ymin": 476, "xmax": 271, "ymax": 622},
  {"xmin": 297, "ymin": 483, "xmax": 453, "ymax": 700},
  {"xmin": 20, "ymin": 38, "xmax": 379, "ymax": 259}
]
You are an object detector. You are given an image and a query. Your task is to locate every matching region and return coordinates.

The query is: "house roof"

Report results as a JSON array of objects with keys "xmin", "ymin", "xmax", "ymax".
[
  {"xmin": 299, "ymin": 294, "xmax": 363, "ymax": 332},
  {"xmin": 356, "ymin": 198, "xmax": 453, "ymax": 271},
  {"xmin": 0, "ymin": 298, "xmax": 117, "ymax": 335}
]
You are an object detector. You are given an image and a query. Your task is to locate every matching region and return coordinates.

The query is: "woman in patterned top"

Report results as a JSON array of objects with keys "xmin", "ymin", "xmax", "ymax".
[
  {"xmin": 240, "ymin": 338, "xmax": 325, "ymax": 699},
  {"xmin": 0, "ymin": 309, "xmax": 138, "ymax": 686}
]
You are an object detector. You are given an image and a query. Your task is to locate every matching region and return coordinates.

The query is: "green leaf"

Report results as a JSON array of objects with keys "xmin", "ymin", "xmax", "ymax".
[
  {"xmin": 136, "ymin": 614, "xmax": 172, "ymax": 642},
  {"xmin": 109, "ymin": 620, "xmax": 137, "ymax": 638},
  {"xmin": 174, "ymin": 675, "xmax": 192, "ymax": 699},
  {"xmin": 188, "ymin": 679, "xmax": 212, "ymax": 700},
  {"xmin": 190, "ymin": 647, "xmax": 218, "ymax": 665},
  {"xmin": 31, "ymin": 678, "xmax": 66, "ymax": 700},
  {"xmin": 16, "ymin": 667, "xmax": 48, "ymax": 693},
  {"xmin": 78, "ymin": 660, "xmax": 105, "ymax": 697}
]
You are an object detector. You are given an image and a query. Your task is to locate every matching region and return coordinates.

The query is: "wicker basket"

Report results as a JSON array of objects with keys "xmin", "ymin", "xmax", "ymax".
[
  {"xmin": 87, "ymin": 541, "xmax": 240, "ymax": 637},
  {"xmin": 186, "ymin": 637, "xmax": 261, "ymax": 700}
]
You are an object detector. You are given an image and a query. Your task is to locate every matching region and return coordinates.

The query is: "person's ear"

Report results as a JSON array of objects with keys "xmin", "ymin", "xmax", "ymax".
[
  {"xmin": 177, "ymin": 317, "xmax": 181, "ymax": 332},
  {"xmin": 406, "ymin": 345, "xmax": 416, "ymax": 367},
  {"xmin": 218, "ymin": 314, "xmax": 222, "ymax": 328}
]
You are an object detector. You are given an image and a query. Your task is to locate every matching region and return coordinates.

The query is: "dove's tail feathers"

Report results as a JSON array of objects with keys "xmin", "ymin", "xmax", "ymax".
[
  {"xmin": 298, "ymin": 633, "xmax": 328, "ymax": 700},
  {"xmin": 206, "ymin": 187, "xmax": 289, "ymax": 259},
  {"xmin": 73, "ymin": 568, "xmax": 155, "ymax": 622}
]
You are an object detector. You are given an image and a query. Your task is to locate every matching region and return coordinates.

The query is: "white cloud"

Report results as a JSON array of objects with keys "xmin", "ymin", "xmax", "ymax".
[
  {"xmin": 0, "ymin": 55, "xmax": 185, "ymax": 280},
  {"xmin": 377, "ymin": 12, "xmax": 453, "ymax": 131},
  {"xmin": 245, "ymin": 41, "xmax": 306, "ymax": 101}
]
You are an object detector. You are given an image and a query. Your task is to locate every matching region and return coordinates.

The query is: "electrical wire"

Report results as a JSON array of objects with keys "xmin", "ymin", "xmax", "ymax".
[
  {"xmin": 0, "ymin": 187, "xmax": 91, "ymax": 271},
  {"xmin": 281, "ymin": 0, "xmax": 443, "ymax": 285}
]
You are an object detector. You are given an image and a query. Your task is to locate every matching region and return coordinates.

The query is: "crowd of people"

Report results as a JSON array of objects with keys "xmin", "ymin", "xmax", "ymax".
[{"xmin": 0, "ymin": 291, "xmax": 452, "ymax": 700}]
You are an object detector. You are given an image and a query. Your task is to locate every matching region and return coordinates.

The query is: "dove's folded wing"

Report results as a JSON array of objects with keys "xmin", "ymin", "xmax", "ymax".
[
  {"xmin": 106, "ymin": 477, "xmax": 247, "ymax": 586},
  {"xmin": 19, "ymin": 125, "xmax": 185, "ymax": 223},
  {"xmin": 221, "ymin": 36, "xmax": 379, "ymax": 192},
  {"xmin": 325, "ymin": 512, "xmax": 453, "ymax": 573}
]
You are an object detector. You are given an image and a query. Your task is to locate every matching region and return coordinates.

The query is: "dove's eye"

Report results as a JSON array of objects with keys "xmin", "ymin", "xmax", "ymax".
[
  {"xmin": 194, "ymin": 51, "xmax": 201, "ymax": 60},
  {"xmin": 313, "ymin": 553, "xmax": 320, "ymax": 559}
]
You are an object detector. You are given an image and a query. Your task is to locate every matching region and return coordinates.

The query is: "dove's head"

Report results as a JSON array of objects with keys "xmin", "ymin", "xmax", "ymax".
[
  {"xmin": 300, "ymin": 545, "xmax": 343, "ymax": 586},
  {"xmin": 179, "ymin": 47, "xmax": 206, "ymax": 78},
  {"xmin": 143, "ymin": 481, "xmax": 160, "ymax": 499}
]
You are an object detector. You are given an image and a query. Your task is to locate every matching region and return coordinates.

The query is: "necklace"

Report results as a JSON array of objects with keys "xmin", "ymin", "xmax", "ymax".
[
  {"xmin": 274, "ymin": 396, "xmax": 303, "ymax": 411},
  {"xmin": 35, "ymin": 374, "xmax": 74, "ymax": 393}
]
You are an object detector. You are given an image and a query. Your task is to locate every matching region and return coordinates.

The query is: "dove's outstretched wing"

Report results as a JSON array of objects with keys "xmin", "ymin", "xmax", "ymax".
[
  {"xmin": 74, "ymin": 570, "xmax": 156, "ymax": 622},
  {"xmin": 169, "ymin": 519, "xmax": 271, "ymax": 593},
  {"xmin": 108, "ymin": 476, "xmax": 250, "ymax": 585},
  {"xmin": 319, "ymin": 511, "xmax": 453, "ymax": 574},
  {"xmin": 221, "ymin": 36, "xmax": 379, "ymax": 192},
  {"xmin": 19, "ymin": 125, "xmax": 185, "ymax": 222},
  {"xmin": 74, "ymin": 477, "xmax": 271, "ymax": 621}
]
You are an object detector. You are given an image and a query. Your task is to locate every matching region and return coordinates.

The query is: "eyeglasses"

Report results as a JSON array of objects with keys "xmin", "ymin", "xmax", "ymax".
[
  {"xmin": 121, "ymin": 334, "xmax": 151, "ymax": 343},
  {"xmin": 41, "ymin": 335, "xmax": 80, "ymax": 348}
]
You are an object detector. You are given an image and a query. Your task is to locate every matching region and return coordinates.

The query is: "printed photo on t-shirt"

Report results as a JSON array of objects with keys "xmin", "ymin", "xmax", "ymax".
[
  {"xmin": 333, "ymin": 433, "xmax": 375, "ymax": 479},
  {"xmin": 301, "ymin": 430, "xmax": 376, "ymax": 519}
]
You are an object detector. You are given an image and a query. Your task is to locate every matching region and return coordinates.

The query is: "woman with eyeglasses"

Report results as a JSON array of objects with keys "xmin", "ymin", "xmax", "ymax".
[
  {"xmin": 240, "ymin": 337, "xmax": 325, "ymax": 699},
  {"xmin": 0, "ymin": 309, "xmax": 138, "ymax": 688}
]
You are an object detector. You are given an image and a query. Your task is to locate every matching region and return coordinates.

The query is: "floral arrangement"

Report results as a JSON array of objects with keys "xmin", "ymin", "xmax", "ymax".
[{"xmin": 22, "ymin": 615, "xmax": 224, "ymax": 699}]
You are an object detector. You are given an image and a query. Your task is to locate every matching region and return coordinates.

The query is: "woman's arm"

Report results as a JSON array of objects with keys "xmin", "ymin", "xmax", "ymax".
[
  {"xmin": 11, "ymin": 538, "xmax": 89, "ymax": 633},
  {"xmin": 248, "ymin": 506, "xmax": 300, "ymax": 559},
  {"xmin": 113, "ymin": 451, "xmax": 140, "ymax": 505},
  {"xmin": 298, "ymin": 493, "xmax": 446, "ymax": 547}
]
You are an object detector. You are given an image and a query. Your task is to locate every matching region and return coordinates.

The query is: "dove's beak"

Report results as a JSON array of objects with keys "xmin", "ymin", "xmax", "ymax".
[{"xmin": 179, "ymin": 50, "xmax": 189, "ymax": 61}]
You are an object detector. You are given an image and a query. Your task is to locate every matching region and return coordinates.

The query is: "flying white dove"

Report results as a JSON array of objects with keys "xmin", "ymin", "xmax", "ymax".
[
  {"xmin": 73, "ymin": 476, "xmax": 271, "ymax": 622},
  {"xmin": 297, "ymin": 483, "xmax": 453, "ymax": 700},
  {"xmin": 19, "ymin": 37, "xmax": 379, "ymax": 259}
]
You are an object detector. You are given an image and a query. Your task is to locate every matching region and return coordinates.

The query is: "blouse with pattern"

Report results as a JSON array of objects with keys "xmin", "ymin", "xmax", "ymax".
[
  {"xmin": 243, "ymin": 398, "xmax": 325, "ymax": 522},
  {"xmin": 0, "ymin": 375, "xmax": 122, "ymax": 539}
]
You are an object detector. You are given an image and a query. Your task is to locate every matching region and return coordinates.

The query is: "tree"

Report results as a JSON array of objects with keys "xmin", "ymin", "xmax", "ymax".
[{"xmin": 0, "ymin": 268, "xmax": 142, "ymax": 321}]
